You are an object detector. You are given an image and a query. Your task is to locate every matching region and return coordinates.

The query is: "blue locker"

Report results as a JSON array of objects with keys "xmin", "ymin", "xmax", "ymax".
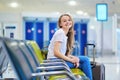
[
  {"xmin": 25, "ymin": 22, "xmax": 34, "ymax": 40},
  {"xmin": 73, "ymin": 23, "xmax": 80, "ymax": 56},
  {"xmin": 73, "ymin": 23, "xmax": 87, "ymax": 56},
  {"xmin": 74, "ymin": 23, "xmax": 80, "ymax": 41},
  {"xmin": 25, "ymin": 21, "xmax": 44, "ymax": 49},
  {"xmin": 80, "ymin": 23, "xmax": 87, "ymax": 55},
  {"xmin": 49, "ymin": 22, "xmax": 57, "ymax": 40},
  {"xmin": 35, "ymin": 22, "xmax": 44, "ymax": 49}
]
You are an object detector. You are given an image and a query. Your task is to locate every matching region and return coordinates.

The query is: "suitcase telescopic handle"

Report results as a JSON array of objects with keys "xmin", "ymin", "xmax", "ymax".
[
  {"xmin": 85, "ymin": 43, "xmax": 96, "ymax": 67},
  {"xmin": 85, "ymin": 43, "xmax": 95, "ymax": 48}
]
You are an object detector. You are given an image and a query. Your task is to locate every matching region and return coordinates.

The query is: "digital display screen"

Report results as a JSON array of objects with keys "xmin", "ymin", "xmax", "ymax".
[{"xmin": 96, "ymin": 3, "xmax": 108, "ymax": 21}]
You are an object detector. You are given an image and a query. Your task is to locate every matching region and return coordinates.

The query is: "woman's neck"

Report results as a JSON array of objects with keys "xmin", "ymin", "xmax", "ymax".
[{"xmin": 62, "ymin": 28, "xmax": 69, "ymax": 35}]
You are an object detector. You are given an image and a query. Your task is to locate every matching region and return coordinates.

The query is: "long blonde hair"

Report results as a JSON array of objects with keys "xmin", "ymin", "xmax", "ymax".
[{"xmin": 58, "ymin": 14, "xmax": 74, "ymax": 56}]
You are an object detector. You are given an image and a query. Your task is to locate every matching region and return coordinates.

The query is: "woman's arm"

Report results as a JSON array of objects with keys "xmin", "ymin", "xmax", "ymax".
[
  {"xmin": 53, "ymin": 41, "xmax": 75, "ymax": 63},
  {"xmin": 67, "ymin": 55, "xmax": 79, "ymax": 62}
]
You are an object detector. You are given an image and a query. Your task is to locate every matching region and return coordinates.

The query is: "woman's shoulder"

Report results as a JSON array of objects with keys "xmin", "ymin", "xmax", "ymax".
[{"xmin": 55, "ymin": 28, "xmax": 64, "ymax": 35}]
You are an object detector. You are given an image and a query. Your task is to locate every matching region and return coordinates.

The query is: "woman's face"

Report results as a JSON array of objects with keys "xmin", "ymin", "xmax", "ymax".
[{"xmin": 60, "ymin": 15, "xmax": 73, "ymax": 30}]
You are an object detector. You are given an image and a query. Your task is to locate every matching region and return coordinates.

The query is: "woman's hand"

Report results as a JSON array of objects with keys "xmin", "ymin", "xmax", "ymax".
[
  {"xmin": 68, "ymin": 55, "xmax": 80, "ymax": 68},
  {"xmin": 74, "ymin": 62, "xmax": 79, "ymax": 68},
  {"xmin": 72, "ymin": 56, "xmax": 80, "ymax": 68}
]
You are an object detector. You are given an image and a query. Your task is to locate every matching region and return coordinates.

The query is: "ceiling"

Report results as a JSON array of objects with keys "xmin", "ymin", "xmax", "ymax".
[{"xmin": 0, "ymin": 0, "xmax": 120, "ymax": 17}]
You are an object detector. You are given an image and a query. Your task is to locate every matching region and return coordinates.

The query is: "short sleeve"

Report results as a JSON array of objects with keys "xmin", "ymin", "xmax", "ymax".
[{"xmin": 54, "ymin": 30, "xmax": 64, "ymax": 42}]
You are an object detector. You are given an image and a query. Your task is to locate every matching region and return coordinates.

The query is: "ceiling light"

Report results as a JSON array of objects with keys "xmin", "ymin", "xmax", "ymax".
[
  {"xmin": 84, "ymin": 12, "xmax": 88, "ymax": 16},
  {"xmin": 68, "ymin": 0, "xmax": 77, "ymax": 6},
  {"xmin": 9, "ymin": 2, "xmax": 19, "ymax": 8},
  {"xmin": 76, "ymin": 11, "xmax": 84, "ymax": 15},
  {"xmin": 52, "ymin": 12, "xmax": 60, "ymax": 15}
]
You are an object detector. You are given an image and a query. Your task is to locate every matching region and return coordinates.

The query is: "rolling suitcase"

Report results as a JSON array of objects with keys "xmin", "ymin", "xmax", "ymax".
[{"xmin": 85, "ymin": 43, "xmax": 105, "ymax": 80}]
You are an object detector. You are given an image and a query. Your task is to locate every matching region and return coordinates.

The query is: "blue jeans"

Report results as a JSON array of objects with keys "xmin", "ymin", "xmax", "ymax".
[{"xmin": 66, "ymin": 56, "xmax": 92, "ymax": 80}]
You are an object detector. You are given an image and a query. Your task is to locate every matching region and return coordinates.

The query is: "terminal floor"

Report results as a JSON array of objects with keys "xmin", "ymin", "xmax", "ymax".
[{"xmin": 90, "ymin": 51, "xmax": 120, "ymax": 80}]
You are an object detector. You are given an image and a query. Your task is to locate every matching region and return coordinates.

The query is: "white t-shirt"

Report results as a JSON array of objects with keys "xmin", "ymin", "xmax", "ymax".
[{"xmin": 47, "ymin": 28, "xmax": 68, "ymax": 59}]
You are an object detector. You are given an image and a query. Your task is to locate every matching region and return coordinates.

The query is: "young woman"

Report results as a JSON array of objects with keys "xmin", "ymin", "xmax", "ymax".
[{"xmin": 47, "ymin": 14, "xmax": 92, "ymax": 80}]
